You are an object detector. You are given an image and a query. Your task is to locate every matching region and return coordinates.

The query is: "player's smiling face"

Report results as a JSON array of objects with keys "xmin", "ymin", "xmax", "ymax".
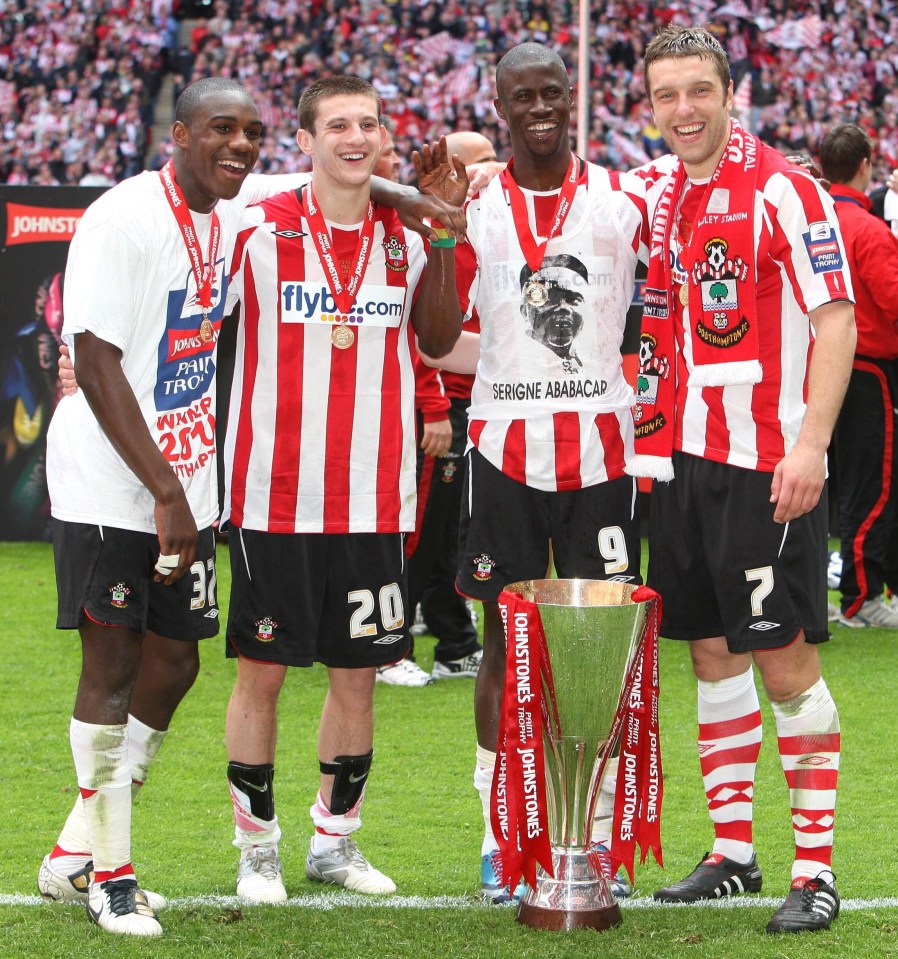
[
  {"xmin": 174, "ymin": 89, "xmax": 262, "ymax": 211},
  {"xmin": 494, "ymin": 60, "xmax": 573, "ymax": 162},
  {"xmin": 298, "ymin": 94, "xmax": 385, "ymax": 189},
  {"xmin": 648, "ymin": 55, "xmax": 733, "ymax": 179}
]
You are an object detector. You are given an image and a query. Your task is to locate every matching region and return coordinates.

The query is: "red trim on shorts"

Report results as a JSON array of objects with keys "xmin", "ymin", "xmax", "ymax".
[
  {"xmin": 82, "ymin": 608, "xmax": 130, "ymax": 629},
  {"xmin": 226, "ymin": 635, "xmax": 279, "ymax": 666}
]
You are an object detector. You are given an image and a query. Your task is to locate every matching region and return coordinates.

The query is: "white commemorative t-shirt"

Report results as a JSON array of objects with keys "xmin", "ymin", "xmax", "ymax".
[{"xmin": 47, "ymin": 170, "xmax": 309, "ymax": 533}]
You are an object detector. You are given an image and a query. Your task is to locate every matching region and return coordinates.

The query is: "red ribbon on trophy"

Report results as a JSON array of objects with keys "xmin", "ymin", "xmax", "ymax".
[
  {"xmin": 607, "ymin": 584, "xmax": 664, "ymax": 882},
  {"xmin": 492, "ymin": 590, "xmax": 555, "ymax": 891}
]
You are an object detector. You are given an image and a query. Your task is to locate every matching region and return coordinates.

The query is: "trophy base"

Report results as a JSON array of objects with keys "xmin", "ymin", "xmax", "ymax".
[
  {"xmin": 514, "ymin": 848, "xmax": 623, "ymax": 933},
  {"xmin": 516, "ymin": 900, "xmax": 622, "ymax": 932}
]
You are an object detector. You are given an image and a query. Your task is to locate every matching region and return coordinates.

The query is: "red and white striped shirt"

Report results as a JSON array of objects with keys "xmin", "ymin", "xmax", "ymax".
[
  {"xmin": 224, "ymin": 189, "xmax": 426, "ymax": 533},
  {"xmin": 640, "ymin": 151, "xmax": 853, "ymax": 472},
  {"xmin": 457, "ymin": 161, "xmax": 649, "ymax": 492}
]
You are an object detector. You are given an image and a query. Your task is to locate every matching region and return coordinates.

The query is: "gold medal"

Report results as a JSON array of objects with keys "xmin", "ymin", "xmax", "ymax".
[
  {"xmin": 523, "ymin": 278, "xmax": 548, "ymax": 307},
  {"xmin": 332, "ymin": 324, "xmax": 355, "ymax": 349},
  {"xmin": 199, "ymin": 315, "xmax": 214, "ymax": 343},
  {"xmin": 679, "ymin": 283, "xmax": 689, "ymax": 307}
]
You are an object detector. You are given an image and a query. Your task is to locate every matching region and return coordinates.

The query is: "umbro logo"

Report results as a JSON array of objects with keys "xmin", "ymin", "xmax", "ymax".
[
  {"xmin": 749, "ymin": 620, "xmax": 781, "ymax": 631},
  {"xmin": 205, "ymin": 609, "xmax": 219, "ymax": 618},
  {"xmin": 273, "ymin": 229, "xmax": 308, "ymax": 239},
  {"xmin": 373, "ymin": 634, "xmax": 404, "ymax": 644}
]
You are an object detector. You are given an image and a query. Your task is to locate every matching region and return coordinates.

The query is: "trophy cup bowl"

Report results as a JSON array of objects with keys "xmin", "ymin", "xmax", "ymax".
[{"xmin": 505, "ymin": 578, "xmax": 650, "ymax": 932}]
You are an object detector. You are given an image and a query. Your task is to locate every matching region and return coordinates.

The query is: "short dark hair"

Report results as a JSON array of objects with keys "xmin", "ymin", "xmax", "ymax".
[
  {"xmin": 818, "ymin": 123, "xmax": 872, "ymax": 185},
  {"xmin": 298, "ymin": 76, "xmax": 381, "ymax": 136},
  {"xmin": 645, "ymin": 25, "xmax": 731, "ymax": 96},
  {"xmin": 175, "ymin": 77, "xmax": 250, "ymax": 125},
  {"xmin": 520, "ymin": 254, "xmax": 589, "ymax": 290},
  {"xmin": 495, "ymin": 43, "xmax": 569, "ymax": 94}
]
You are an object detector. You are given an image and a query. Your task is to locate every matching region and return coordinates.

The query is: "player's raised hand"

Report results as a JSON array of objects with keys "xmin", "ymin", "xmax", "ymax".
[{"xmin": 413, "ymin": 136, "xmax": 469, "ymax": 209}]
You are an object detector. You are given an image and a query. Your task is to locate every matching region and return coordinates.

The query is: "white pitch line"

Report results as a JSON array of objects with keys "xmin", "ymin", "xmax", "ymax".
[{"xmin": 4, "ymin": 893, "xmax": 898, "ymax": 911}]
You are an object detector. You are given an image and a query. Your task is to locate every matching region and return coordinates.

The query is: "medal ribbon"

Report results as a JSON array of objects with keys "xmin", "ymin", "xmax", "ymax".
[
  {"xmin": 500, "ymin": 154, "xmax": 578, "ymax": 271},
  {"xmin": 159, "ymin": 160, "xmax": 220, "ymax": 316},
  {"xmin": 607, "ymin": 585, "xmax": 664, "ymax": 882},
  {"xmin": 492, "ymin": 590, "xmax": 555, "ymax": 891},
  {"xmin": 302, "ymin": 184, "xmax": 375, "ymax": 315}
]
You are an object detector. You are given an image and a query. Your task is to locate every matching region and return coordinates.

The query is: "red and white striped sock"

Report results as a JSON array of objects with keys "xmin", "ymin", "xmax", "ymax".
[
  {"xmin": 697, "ymin": 666, "xmax": 762, "ymax": 864},
  {"xmin": 771, "ymin": 677, "xmax": 840, "ymax": 882}
]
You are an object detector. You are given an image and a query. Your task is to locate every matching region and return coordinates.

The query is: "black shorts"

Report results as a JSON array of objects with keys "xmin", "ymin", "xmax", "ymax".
[
  {"xmin": 53, "ymin": 520, "xmax": 220, "ymax": 641},
  {"xmin": 456, "ymin": 449, "xmax": 641, "ymax": 602},
  {"xmin": 647, "ymin": 451, "xmax": 828, "ymax": 652},
  {"xmin": 226, "ymin": 527, "xmax": 412, "ymax": 668}
]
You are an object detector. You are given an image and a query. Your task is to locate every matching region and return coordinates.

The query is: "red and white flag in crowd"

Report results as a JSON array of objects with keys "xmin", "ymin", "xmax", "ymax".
[
  {"xmin": 414, "ymin": 30, "xmax": 465, "ymax": 66},
  {"xmin": 764, "ymin": 14, "xmax": 823, "ymax": 49},
  {"xmin": 733, "ymin": 71, "xmax": 752, "ymax": 123},
  {"xmin": 716, "ymin": 0, "xmax": 752, "ymax": 18}
]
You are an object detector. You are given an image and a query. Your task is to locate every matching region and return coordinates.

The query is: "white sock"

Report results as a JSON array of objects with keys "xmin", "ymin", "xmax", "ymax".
[
  {"xmin": 128, "ymin": 714, "xmax": 167, "ymax": 794},
  {"xmin": 70, "ymin": 718, "xmax": 132, "ymax": 876},
  {"xmin": 54, "ymin": 714, "xmax": 167, "ymax": 861},
  {"xmin": 229, "ymin": 784, "xmax": 282, "ymax": 853},
  {"xmin": 474, "ymin": 745, "xmax": 497, "ymax": 855},
  {"xmin": 309, "ymin": 790, "xmax": 363, "ymax": 854},
  {"xmin": 55, "ymin": 802, "xmax": 91, "ymax": 861}
]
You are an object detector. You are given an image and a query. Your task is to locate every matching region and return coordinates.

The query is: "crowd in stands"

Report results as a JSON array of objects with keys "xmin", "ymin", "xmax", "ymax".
[{"xmin": 2, "ymin": 0, "xmax": 897, "ymax": 187}]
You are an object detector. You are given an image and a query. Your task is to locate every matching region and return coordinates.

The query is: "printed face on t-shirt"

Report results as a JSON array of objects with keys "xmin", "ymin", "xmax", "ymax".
[{"xmin": 520, "ymin": 263, "xmax": 586, "ymax": 358}]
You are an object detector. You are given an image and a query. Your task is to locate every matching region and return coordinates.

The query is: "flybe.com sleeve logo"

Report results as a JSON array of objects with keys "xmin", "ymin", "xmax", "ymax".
[
  {"xmin": 279, "ymin": 282, "xmax": 406, "ymax": 327},
  {"xmin": 5, "ymin": 203, "xmax": 85, "ymax": 244}
]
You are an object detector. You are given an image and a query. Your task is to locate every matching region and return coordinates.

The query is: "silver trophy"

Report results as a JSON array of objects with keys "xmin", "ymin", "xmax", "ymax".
[{"xmin": 505, "ymin": 578, "xmax": 652, "ymax": 932}]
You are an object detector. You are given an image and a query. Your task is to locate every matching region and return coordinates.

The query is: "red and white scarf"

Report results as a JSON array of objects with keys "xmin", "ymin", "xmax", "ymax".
[
  {"xmin": 629, "ymin": 121, "xmax": 791, "ymax": 481},
  {"xmin": 492, "ymin": 586, "xmax": 663, "ymax": 891}
]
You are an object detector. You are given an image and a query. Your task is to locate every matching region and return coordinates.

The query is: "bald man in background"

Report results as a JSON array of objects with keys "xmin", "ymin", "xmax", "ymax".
[{"xmin": 444, "ymin": 131, "xmax": 498, "ymax": 167}]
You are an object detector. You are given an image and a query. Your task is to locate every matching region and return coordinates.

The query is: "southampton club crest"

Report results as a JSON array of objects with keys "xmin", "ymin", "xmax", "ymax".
[
  {"xmin": 383, "ymin": 234, "xmax": 409, "ymax": 272},
  {"xmin": 109, "ymin": 582, "xmax": 131, "ymax": 609},
  {"xmin": 691, "ymin": 237, "xmax": 751, "ymax": 347},
  {"xmin": 472, "ymin": 553, "xmax": 496, "ymax": 582},
  {"xmin": 634, "ymin": 331, "xmax": 671, "ymax": 429},
  {"xmin": 255, "ymin": 617, "xmax": 278, "ymax": 643}
]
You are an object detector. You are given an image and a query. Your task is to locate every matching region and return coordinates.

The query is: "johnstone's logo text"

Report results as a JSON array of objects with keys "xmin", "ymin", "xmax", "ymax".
[
  {"xmin": 280, "ymin": 281, "xmax": 406, "ymax": 328},
  {"xmin": 6, "ymin": 203, "xmax": 86, "ymax": 244}
]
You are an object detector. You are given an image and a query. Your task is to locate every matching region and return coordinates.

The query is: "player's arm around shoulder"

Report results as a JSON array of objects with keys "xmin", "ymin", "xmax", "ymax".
[
  {"xmin": 238, "ymin": 171, "xmax": 311, "ymax": 205},
  {"xmin": 770, "ymin": 298, "xmax": 856, "ymax": 524}
]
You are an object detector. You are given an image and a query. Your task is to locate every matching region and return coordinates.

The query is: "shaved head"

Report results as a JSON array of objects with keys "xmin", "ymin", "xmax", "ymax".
[{"xmin": 444, "ymin": 131, "xmax": 498, "ymax": 166}]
